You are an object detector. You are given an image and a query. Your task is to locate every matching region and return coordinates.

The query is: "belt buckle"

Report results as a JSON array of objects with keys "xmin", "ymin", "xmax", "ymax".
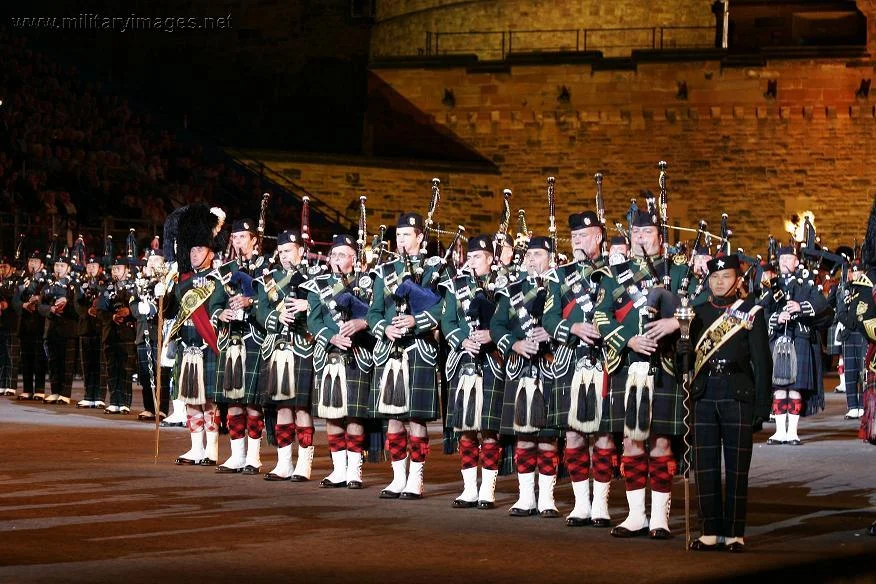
[{"xmin": 461, "ymin": 362, "xmax": 478, "ymax": 376}]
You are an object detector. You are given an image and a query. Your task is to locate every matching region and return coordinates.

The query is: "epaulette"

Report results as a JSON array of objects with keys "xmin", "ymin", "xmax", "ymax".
[{"xmin": 852, "ymin": 273, "xmax": 874, "ymax": 288}]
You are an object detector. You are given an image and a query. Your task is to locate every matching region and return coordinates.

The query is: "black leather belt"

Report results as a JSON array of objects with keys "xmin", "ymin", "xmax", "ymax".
[{"xmin": 707, "ymin": 359, "xmax": 740, "ymax": 375}]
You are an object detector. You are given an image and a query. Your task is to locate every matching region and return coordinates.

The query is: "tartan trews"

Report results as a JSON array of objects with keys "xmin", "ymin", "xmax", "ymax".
[{"xmin": 692, "ymin": 378, "xmax": 755, "ymax": 538}]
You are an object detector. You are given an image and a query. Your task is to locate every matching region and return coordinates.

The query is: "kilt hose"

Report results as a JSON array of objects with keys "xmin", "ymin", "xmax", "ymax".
[
  {"xmin": 18, "ymin": 332, "xmax": 47, "ymax": 394},
  {"xmin": 46, "ymin": 334, "xmax": 76, "ymax": 398},
  {"xmin": 0, "ymin": 329, "xmax": 17, "ymax": 390},
  {"xmin": 137, "ymin": 341, "xmax": 170, "ymax": 415},
  {"xmin": 371, "ymin": 346, "xmax": 440, "ymax": 422},
  {"xmin": 842, "ymin": 330, "xmax": 866, "ymax": 410},
  {"xmin": 447, "ymin": 368, "xmax": 504, "ymax": 434},
  {"xmin": 692, "ymin": 376, "xmax": 754, "ymax": 538},
  {"xmin": 104, "ymin": 335, "xmax": 137, "ymax": 408},
  {"xmin": 258, "ymin": 347, "xmax": 315, "ymax": 411},
  {"xmin": 80, "ymin": 334, "xmax": 105, "ymax": 401},
  {"xmin": 216, "ymin": 334, "xmax": 262, "ymax": 405},
  {"xmin": 604, "ymin": 362, "xmax": 684, "ymax": 437}
]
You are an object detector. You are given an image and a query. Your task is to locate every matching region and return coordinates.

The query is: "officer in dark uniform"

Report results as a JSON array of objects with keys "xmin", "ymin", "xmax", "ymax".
[{"xmin": 685, "ymin": 254, "xmax": 771, "ymax": 552}]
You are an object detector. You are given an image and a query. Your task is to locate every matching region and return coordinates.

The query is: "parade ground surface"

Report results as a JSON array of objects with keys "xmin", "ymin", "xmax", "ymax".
[{"xmin": 1, "ymin": 379, "xmax": 875, "ymax": 584}]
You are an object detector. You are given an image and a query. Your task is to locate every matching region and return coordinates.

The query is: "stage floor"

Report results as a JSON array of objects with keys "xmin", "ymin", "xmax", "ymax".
[{"xmin": 0, "ymin": 380, "xmax": 874, "ymax": 583}]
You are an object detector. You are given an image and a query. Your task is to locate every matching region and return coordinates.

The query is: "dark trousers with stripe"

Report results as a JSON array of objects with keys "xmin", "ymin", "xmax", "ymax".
[
  {"xmin": 18, "ymin": 333, "xmax": 46, "ymax": 394},
  {"xmin": 692, "ymin": 375, "xmax": 754, "ymax": 538},
  {"xmin": 80, "ymin": 334, "xmax": 104, "ymax": 401},
  {"xmin": 104, "ymin": 337, "xmax": 135, "ymax": 408},
  {"xmin": 137, "ymin": 341, "xmax": 170, "ymax": 415},
  {"xmin": 0, "ymin": 329, "xmax": 17, "ymax": 389},
  {"xmin": 842, "ymin": 331, "xmax": 866, "ymax": 410},
  {"xmin": 46, "ymin": 334, "xmax": 76, "ymax": 398}
]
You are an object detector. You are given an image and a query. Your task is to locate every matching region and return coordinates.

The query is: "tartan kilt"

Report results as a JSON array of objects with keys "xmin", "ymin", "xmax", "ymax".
[
  {"xmin": 258, "ymin": 348, "xmax": 314, "ymax": 409},
  {"xmin": 173, "ymin": 344, "xmax": 219, "ymax": 404},
  {"xmin": 499, "ymin": 376, "xmax": 560, "ymax": 438},
  {"xmin": 548, "ymin": 346, "xmax": 606, "ymax": 432},
  {"xmin": 314, "ymin": 353, "xmax": 373, "ymax": 420},
  {"xmin": 603, "ymin": 364, "xmax": 684, "ymax": 437},
  {"xmin": 771, "ymin": 336, "xmax": 816, "ymax": 392},
  {"xmin": 370, "ymin": 345, "xmax": 439, "ymax": 421},
  {"xmin": 447, "ymin": 357, "xmax": 504, "ymax": 433},
  {"xmin": 215, "ymin": 334, "xmax": 262, "ymax": 405}
]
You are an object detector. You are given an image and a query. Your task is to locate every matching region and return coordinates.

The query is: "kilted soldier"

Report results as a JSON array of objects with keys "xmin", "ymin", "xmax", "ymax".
[
  {"xmin": 13, "ymin": 250, "xmax": 48, "ymax": 401},
  {"xmin": 542, "ymin": 211, "xmax": 614, "ymax": 528},
  {"xmin": 164, "ymin": 204, "xmax": 225, "ymax": 466},
  {"xmin": 0, "ymin": 257, "xmax": 20, "ymax": 397},
  {"xmin": 592, "ymin": 198, "xmax": 691, "ymax": 539},
  {"xmin": 96, "ymin": 256, "xmax": 137, "ymax": 414},
  {"xmin": 212, "ymin": 218, "xmax": 266, "ymax": 475},
  {"xmin": 763, "ymin": 246, "xmax": 830, "ymax": 445},
  {"xmin": 440, "ymin": 234, "xmax": 505, "ymax": 510},
  {"xmin": 75, "ymin": 254, "xmax": 107, "ymax": 408},
  {"xmin": 39, "ymin": 247, "xmax": 79, "ymax": 405},
  {"xmin": 367, "ymin": 212, "xmax": 444, "ymax": 499},
  {"xmin": 305, "ymin": 234, "xmax": 376, "ymax": 488},
  {"xmin": 608, "ymin": 235, "xmax": 629, "ymax": 260},
  {"xmin": 493, "ymin": 236, "xmax": 560, "ymax": 517},
  {"xmin": 684, "ymin": 254, "xmax": 771, "ymax": 552},
  {"xmin": 257, "ymin": 229, "xmax": 316, "ymax": 482},
  {"xmin": 131, "ymin": 250, "xmax": 172, "ymax": 420}
]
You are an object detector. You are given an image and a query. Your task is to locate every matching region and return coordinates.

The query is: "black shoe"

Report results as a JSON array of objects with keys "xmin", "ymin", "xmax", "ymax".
[
  {"xmin": 650, "ymin": 528, "xmax": 672, "ymax": 540},
  {"xmin": 508, "ymin": 507, "xmax": 538, "ymax": 517},
  {"xmin": 241, "ymin": 465, "xmax": 260, "ymax": 475},
  {"xmin": 689, "ymin": 539, "xmax": 725, "ymax": 552},
  {"xmin": 477, "ymin": 501, "xmax": 495, "ymax": 510},
  {"xmin": 264, "ymin": 473, "xmax": 291, "ymax": 482},
  {"xmin": 347, "ymin": 480, "xmax": 364, "ymax": 490},
  {"xmin": 566, "ymin": 516, "xmax": 593, "ymax": 527},
  {"xmin": 175, "ymin": 457, "xmax": 198, "ymax": 465},
  {"xmin": 319, "ymin": 478, "xmax": 347, "ymax": 488},
  {"xmin": 198, "ymin": 458, "xmax": 217, "ymax": 466},
  {"xmin": 399, "ymin": 491, "xmax": 423, "ymax": 500},
  {"xmin": 868, "ymin": 521, "xmax": 876, "ymax": 536},
  {"xmin": 591, "ymin": 518, "xmax": 611, "ymax": 528},
  {"xmin": 611, "ymin": 525, "xmax": 649, "ymax": 538},
  {"xmin": 289, "ymin": 475, "xmax": 309, "ymax": 482},
  {"xmin": 540, "ymin": 509, "xmax": 560, "ymax": 519},
  {"xmin": 452, "ymin": 499, "xmax": 477, "ymax": 509},
  {"xmin": 379, "ymin": 489, "xmax": 401, "ymax": 499},
  {"xmin": 161, "ymin": 421, "xmax": 186, "ymax": 428},
  {"xmin": 726, "ymin": 542, "xmax": 745, "ymax": 553},
  {"xmin": 787, "ymin": 439, "xmax": 803, "ymax": 446},
  {"xmin": 766, "ymin": 438, "xmax": 787, "ymax": 445},
  {"xmin": 216, "ymin": 465, "xmax": 243, "ymax": 474}
]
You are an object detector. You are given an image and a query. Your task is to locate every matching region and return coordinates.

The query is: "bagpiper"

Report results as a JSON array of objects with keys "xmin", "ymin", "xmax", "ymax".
[
  {"xmin": 763, "ymin": 245, "xmax": 830, "ymax": 445},
  {"xmin": 212, "ymin": 218, "xmax": 267, "ymax": 475},
  {"xmin": 13, "ymin": 249, "xmax": 48, "ymax": 401},
  {"xmin": 367, "ymin": 212, "xmax": 444, "ymax": 499},
  {"xmin": 39, "ymin": 242, "xmax": 79, "ymax": 405},
  {"xmin": 256, "ymin": 229, "xmax": 317, "ymax": 482},
  {"xmin": 542, "ymin": 211, "xmax": 613, "ymax": 527},
  {"xmin": 493, "ymin": 236, "xmax": 561, "ymax": 517},
  {"xmin": 305, "ymin": 233, "xmax": 376, "ymax": 488},
  {"xmin": 0, "ymin": 255, "xmax": 19, "ymax": 397},
  {"xmin": 593, "ymin": 196, "xmax": 691, "ymax": 540},
  {"xmin": 75, "ymin": 253, "xmax": 107, "ymax": 408},
  {"xmin": 96, "ymin": 254, "xmax": 137, "ymax": 414},
  {"xmin": 441, "ymin": 234, "xmax": 505, "ymax": 510}
]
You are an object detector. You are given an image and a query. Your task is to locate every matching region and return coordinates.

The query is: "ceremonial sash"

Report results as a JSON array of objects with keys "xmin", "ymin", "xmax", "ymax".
[
  {"xmin": 169, "ymin": 274, "xmax": 218, "ymax": 355},
  {"xmin": 692, "ymin": 300, "xmax": 760, "ymax": 379}
]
